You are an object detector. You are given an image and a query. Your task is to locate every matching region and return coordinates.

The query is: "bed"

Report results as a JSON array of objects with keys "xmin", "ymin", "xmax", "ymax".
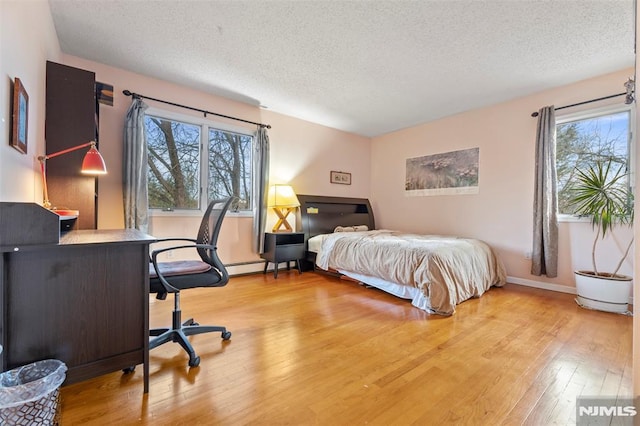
[{"xmin": 296, "ymin": 195, "xmax": 506, "ymax": 315}]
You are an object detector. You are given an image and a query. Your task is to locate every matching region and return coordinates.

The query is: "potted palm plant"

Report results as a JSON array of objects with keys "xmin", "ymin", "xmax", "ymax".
[{"xmin": 566, "ymin": 158, "xmax": 634, "ymax": 313}]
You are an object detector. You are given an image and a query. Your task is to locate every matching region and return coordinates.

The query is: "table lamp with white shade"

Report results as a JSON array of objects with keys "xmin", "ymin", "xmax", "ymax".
[{"xmin": 267, "ymin": 184, "xmax": 300, "ymax": 232}]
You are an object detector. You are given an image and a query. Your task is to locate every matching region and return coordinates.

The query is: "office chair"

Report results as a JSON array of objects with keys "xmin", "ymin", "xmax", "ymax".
[{"xmin": 149, "ymin": 197, "xmax": 235, "ymax": 367}]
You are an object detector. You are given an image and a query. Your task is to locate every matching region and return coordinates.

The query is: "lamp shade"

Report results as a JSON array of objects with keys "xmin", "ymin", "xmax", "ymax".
[
  {"xmin": 267, "ymin": 185, "xmax": 300, "ymax": 208},
  {"xmin": 81, "ymin": 145, "xmax": 107, "ymax": 174}
]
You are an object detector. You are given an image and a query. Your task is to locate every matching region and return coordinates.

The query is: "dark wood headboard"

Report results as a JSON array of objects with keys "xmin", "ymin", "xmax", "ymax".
[{"xmin": 295, "ymin": 195, "xmax": 375, "ymax": 242}]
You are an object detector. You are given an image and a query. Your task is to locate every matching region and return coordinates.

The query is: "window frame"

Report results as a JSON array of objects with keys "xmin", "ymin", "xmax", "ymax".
[
  {"xmin": 145, "ymin": 107, "xmax": 255, "ymax": 218},
  {"xmin": 555, "ymin": 103, "xmax": 635, "ymax": 223}
]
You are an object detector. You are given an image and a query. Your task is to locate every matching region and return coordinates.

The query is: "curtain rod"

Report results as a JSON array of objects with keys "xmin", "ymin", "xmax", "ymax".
[
  {"xmin": 122, "ymin": 89, "xmax": 271, "ymax": 129},
  {"xmin": 530, "ymin": 92, "xmax": 627, "ymax": 117}
]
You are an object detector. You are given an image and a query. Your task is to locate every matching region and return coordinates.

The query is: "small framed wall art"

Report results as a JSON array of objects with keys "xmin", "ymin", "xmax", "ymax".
[
  {"xmin": 330, "ymin": 170, "xmax": 351, "ymax": 185},
  {"xmin": 11, "ymin": 77, "xmax": 29, "ymax": 154}
]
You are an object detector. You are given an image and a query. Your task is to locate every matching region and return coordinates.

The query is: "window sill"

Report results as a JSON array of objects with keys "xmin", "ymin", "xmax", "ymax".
[
  {"xmin": 148, "ymin": 210, "xmax": 254, "ymax": 218},
  {"xmin": 557, "ymin": 214, "xmax": 591, "ymax": 223}
]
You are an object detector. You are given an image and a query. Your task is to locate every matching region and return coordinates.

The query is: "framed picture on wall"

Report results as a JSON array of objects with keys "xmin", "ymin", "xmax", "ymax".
[
  {"xmin": 11, "ymin": 77, "xmax": 28, "ymax": 154},
  {"xmin": 330, "ymin": 170, "xmax": 351, "ymax": 185}
]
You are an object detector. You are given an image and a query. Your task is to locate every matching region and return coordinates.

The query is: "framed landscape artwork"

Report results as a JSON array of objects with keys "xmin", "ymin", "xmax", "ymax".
[
  {"xmin": 11, "ymin": 77, "xmax": 28, "ymax": 154},
  {"xmin": 405, "ymin": 147, "xmax": 479, "ymax": 196}
]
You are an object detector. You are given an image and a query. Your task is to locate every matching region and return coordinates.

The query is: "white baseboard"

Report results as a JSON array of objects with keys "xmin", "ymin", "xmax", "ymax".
[
  {"xmin": 227, "ymin": 260, "xmax": 306, "ymax": 277},
  {"xmin": 227, "ymin": 262, "xmax": 265, "ymax": 276},
  {"xmin": 507, "ymin": 275, "xmax": 634, "ymax": 305},
  {"xmin": 506, "ymin": 276, "xmax": 576, "ymax": 294}
]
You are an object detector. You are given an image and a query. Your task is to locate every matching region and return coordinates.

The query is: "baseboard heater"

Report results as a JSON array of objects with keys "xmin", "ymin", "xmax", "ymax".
[{"xmin": 225, "ymin": 260, "xmax": 265, "ymax": 277}]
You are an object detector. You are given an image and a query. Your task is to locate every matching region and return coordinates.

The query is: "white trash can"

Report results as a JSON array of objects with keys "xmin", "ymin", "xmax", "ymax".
[{"xmin": 0, "ymin": 359, "xmax": 67, "ymax": 425}]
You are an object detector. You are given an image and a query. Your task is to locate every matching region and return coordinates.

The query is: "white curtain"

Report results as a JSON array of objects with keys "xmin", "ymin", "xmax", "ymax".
[
  {"xmin": 253, "ymin": 126, "xmax": 270, "ymax": 253},
  {"xmin": 531, "ymin": 106, "xmax": 558, "ymax": 277},
  {"xmin": 123, "ymin": 97, "xmax": 149, "ymax": 232}
]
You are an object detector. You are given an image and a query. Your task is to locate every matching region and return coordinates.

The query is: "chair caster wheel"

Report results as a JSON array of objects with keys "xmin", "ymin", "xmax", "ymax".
[
  {"xmin": 122, "ymin": 366, "xmax": 135, "ymax": 374},
  {"xmin": 222, "ymin": 331, "xmax": 232, "ymax": 340},
  {"xmin": 189, "ymin": 356, "xmax": 200, "ymax": 367}
]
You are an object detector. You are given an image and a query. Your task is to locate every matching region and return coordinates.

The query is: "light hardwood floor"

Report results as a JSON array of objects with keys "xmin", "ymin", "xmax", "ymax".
[{"xmin": 59, "ymin": 271, "xmax": 632, "ymax": 425}]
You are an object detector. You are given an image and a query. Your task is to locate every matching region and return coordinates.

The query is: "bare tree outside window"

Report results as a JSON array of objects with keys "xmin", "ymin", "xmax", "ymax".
[
  {"xmin": 145, "ymin": 114, "xmax": 253, "ymax": 212},
  {"xmin": 146, "ymin": 116, "xmax": 200, "ymax": 210},
  {"xmin": 556, "ymin": 110, "xmax": 630, "ymax": 215},
  {"xmin": 208, "ymin": 130, "xmax": 252, "ymax": 211}
]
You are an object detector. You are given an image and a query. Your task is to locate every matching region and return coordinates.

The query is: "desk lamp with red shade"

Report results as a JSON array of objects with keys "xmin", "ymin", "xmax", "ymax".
[{"xmin": 37, "ymin": 141, "xmax": 107, "ymax": 216}]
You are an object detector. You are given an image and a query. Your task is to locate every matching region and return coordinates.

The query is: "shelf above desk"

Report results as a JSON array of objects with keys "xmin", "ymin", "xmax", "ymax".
[{"xmin": 0, "ymin": 202, "xmax": 60, "ymax": 246}]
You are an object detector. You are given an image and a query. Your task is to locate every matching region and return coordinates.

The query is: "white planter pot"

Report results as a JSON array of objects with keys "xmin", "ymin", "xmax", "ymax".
[{"xmin": 574, "ymin": 270, "xmax": 632, "ymax": 314}]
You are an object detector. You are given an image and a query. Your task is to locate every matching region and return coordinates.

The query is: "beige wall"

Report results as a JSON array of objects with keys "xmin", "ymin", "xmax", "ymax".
[
  {"xmin": 0, "ymin": 0, "xmax": 60, "ymax": 203},
  {"xmin": 61, "ymin": 55, "xmax": 371, "ymax": 267},
  {"xmin": 371, "ymin": 68, "xmax": 634, "ymax": 291}
]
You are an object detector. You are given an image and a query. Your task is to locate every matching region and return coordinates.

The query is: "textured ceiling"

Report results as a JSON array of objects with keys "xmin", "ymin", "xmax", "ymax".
[{"xmin": 48, "ymin": 0, "xmax": 635, "ymax": 137}]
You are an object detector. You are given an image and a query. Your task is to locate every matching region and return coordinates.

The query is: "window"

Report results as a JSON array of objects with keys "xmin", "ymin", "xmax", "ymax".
[
  {"xmin": 556, "ymin": 106, "xmax": 632, "ymax": 216},
  {"xmin": 145, "ymin": 111, "xmax": 253, "ymax": 212}
]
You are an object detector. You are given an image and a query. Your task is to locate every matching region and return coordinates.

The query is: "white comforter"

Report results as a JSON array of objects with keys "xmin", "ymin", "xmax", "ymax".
[{"xmin": 316, "ymin": 230, "xmax": 506, "ymax": 315}]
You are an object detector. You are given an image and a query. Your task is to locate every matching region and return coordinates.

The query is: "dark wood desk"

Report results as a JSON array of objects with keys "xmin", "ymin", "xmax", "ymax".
[{"xmin": 0, "ymin": 203, "xmax": 154, "ymax": 392}]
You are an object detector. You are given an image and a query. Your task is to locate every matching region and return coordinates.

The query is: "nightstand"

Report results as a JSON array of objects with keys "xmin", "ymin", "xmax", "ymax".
[{"xmin": 261, "ymin": 232, "xmax": 305, "ymax": 278}]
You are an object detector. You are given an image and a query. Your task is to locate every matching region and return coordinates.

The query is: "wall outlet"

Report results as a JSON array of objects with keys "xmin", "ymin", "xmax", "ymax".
[{"xmin": 524, "ymin": 251, "xmax": 532, "ymax": 260}]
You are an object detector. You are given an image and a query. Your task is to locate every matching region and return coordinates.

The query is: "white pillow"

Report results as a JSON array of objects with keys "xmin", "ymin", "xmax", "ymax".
[{"xmin": 334, "ymin": 225, "xmax": 368, "ymax": 232}]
